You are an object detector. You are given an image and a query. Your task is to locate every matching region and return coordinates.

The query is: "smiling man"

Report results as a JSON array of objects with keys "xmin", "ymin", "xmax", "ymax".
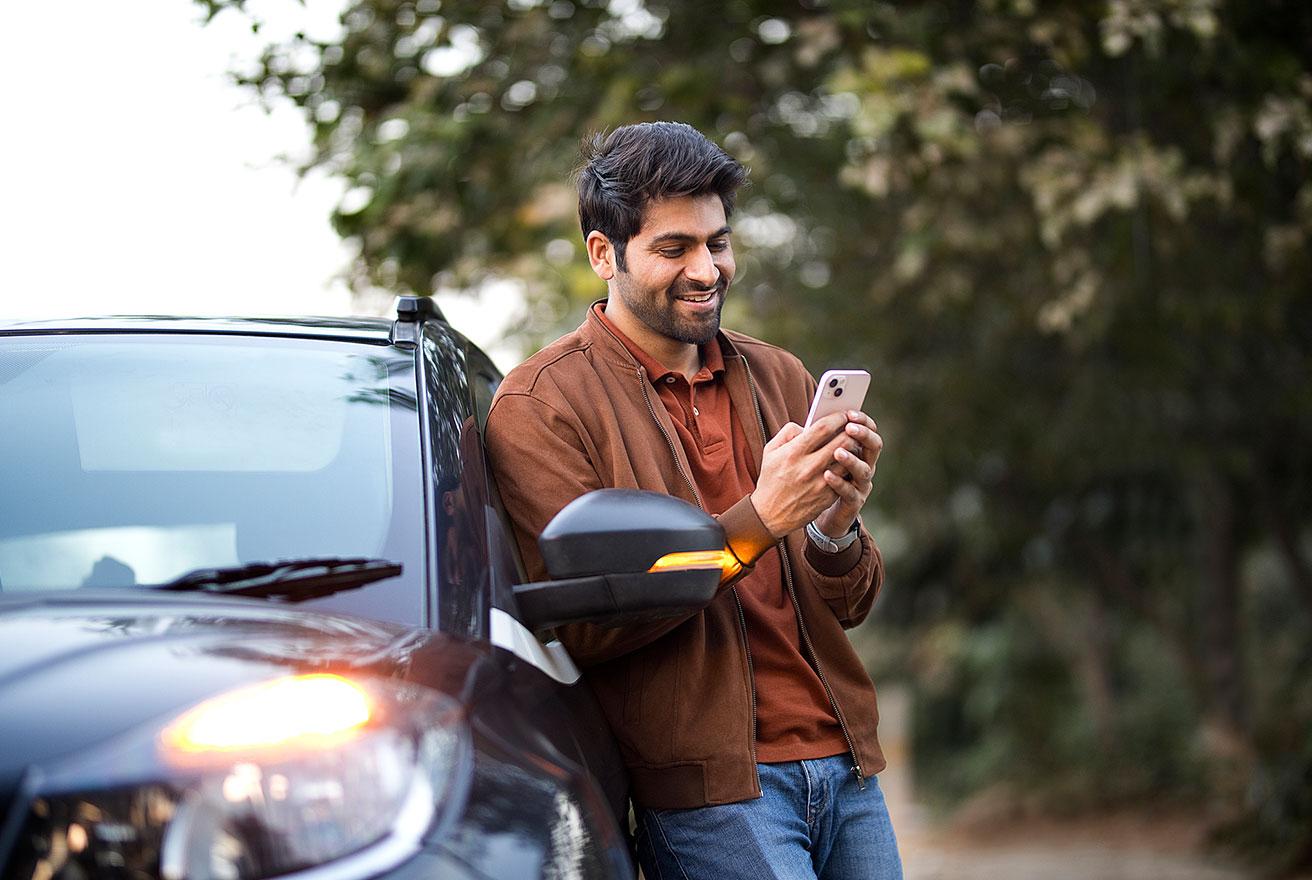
[{"xmin": 485, "ymin": 122, "xmax": 901, "ymax": 879}]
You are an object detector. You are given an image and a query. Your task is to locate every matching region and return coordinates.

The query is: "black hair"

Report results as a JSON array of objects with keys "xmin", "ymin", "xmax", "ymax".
[{"xmin": 576, "ymin": 122, "xmax": 748, "ymax": 271}]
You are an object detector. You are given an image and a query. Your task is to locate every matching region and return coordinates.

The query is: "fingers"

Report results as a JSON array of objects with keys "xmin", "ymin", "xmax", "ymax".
[
  {"xmin": 799, "ymin": 411, "xmax": 849, "ymax": 451},
  {"xmin": 842, "ymin": 420, "xmax": 883, "ymax": 467},
  {"xmin": 830, "ymin": 412, "xmax": 883, "ymax": 485},
  {"xmin": 773, "ymin": 413, "xmax": 875, "ymax": 454},
  {"xmin": 834, "ymin": 445, "xmax": 874, "ymax": 484},
  {"xmin": 844, "ymin": 410, "xmax": 877, "ymax": 431},
  {"xmin": 766, "ymin": 421, "xmax": 803, "ymax": 450},
  {"xmin": 824, "ymin": 468, "xmax": 867, "ymax": 506}
]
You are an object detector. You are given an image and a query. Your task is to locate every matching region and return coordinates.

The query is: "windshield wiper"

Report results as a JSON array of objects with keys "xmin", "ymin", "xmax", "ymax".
[{"xmin": 151, "ymin": 557, "xmax": 403, "ymax": 601}]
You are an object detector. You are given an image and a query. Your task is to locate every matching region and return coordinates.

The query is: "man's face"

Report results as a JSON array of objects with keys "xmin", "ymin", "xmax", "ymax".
[{"xmin": 610, "ymin": 193, "xmax": 736, "ymax": 346}]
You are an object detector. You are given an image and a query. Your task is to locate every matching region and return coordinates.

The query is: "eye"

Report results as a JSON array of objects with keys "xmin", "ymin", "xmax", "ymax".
[
  {"xmin": 708, "ymin": 238, "xmax": 729, "ymax": 252},
  {"xmin": 658, "ymin": 247, "xmax": 685, "ymax": 259}
]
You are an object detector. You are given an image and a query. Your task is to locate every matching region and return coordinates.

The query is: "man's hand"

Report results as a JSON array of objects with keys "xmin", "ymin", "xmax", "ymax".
[
  {"xmin": 750, "ymin": 411, "xmax": 863, "ymax": 539},
  {"xmin": 813, "ymin": 411, "xmax": 882, "ymax": 538}
]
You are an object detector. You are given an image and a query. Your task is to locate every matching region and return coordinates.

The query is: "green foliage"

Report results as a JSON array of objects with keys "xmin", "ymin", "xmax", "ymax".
[
  {"xmin": 900, "ymin": 588, "xmax": 1207, "ymax": 812},
  {"xmin": 200, "ymin": 0, "xmax": 1312, "ymax": 870}
]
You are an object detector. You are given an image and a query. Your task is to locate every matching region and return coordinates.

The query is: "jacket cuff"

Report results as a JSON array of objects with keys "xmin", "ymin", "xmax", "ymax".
[
  {"xmin": 803, "ymin": 529, "xmax": 865, "ymax": 577},
  {"xmin": 718, "ymin": 494, "xmax": 777, "ymax": 568}
]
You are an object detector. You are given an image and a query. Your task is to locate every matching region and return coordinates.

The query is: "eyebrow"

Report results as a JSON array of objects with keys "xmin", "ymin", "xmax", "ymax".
[{"xmin": 648, "ymin": 225, "xmax": 733, "ymax": 248}]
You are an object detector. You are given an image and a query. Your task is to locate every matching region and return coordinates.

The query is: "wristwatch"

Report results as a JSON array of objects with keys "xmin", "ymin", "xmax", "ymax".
[{"xmin": 805, "ymin": 519, "xmax": 860, "ymax": 554}]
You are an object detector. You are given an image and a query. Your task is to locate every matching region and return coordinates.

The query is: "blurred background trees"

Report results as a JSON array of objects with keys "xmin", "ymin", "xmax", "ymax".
[{"xmin": 200, "ymin": 0, "xmax": 1311, "ymax": 871}]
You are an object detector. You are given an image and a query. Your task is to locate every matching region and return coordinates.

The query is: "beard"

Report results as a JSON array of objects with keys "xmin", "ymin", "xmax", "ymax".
[{"xmin": 615, "ymin": 274, "xmax": 728, "ymax": 346}]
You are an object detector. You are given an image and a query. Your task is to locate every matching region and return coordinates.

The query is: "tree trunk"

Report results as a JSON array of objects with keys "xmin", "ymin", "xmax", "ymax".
[
  {"xmin": 1082, "ymin": 535, "xmax": 1205, "ymax": 708},
  {"xmin": 1078, "ymin": 589, "xmax": 1117, "ymax": 756},
  {"xmin": 1197, "ymin": 473, "xmax": 1249, "ymax": 740},
  {"xmin": 1254, "ymin": 469, "xmax": 1312, "ymax": 617}
]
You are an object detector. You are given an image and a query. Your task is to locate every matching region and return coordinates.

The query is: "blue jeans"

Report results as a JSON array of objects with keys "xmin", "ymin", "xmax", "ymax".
[{"xmin": 635, "ymin": 756, "xmax": 903, "ymax": 880}]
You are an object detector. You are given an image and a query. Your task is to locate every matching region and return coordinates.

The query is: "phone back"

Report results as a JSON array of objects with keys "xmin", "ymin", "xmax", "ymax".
[{"xmin": 805, "ymin": 370, "xmax": 870, "ymax": 427}]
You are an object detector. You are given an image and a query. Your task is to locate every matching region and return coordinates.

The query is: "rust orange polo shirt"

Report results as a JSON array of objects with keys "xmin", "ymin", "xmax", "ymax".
[{"xmin": 594, "ymin": 303, "xmax": 847, "ymax": 763}]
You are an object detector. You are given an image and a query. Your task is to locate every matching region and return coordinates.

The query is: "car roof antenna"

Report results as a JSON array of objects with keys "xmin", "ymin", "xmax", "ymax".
[{"xmin": 390, "ymin": 295, "xmax": 445, "ymax": 348}]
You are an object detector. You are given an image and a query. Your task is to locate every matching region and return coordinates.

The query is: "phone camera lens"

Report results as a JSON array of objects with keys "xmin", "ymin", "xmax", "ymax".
[
  {"xmin": 834, "ymin": 388, "xmax": 843, "ymax": 397},
  {"xmin": 828, "ymin": 378, "xmax": 839, "ymax": 388}
]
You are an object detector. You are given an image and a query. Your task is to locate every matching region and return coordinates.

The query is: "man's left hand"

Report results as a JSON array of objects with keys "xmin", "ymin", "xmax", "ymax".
[{"xmin": 814, "ymin": 411, "xmax": 882, "ymax": 538}]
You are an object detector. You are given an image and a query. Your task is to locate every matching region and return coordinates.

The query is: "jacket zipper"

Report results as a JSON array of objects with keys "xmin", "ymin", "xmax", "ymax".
[
  {"xmin": 741, "ymin": 361, "xmax": 867, "ymax": 789},
  {"xmin": 634, "ymin": 366, "xmax": 762, "ymax": 791}
]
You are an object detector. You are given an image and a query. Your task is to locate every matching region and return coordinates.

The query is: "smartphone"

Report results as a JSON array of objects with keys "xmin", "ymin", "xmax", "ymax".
[{"xmin": 804, "ymin": 370, "xmax": 871, "ymax": 428}]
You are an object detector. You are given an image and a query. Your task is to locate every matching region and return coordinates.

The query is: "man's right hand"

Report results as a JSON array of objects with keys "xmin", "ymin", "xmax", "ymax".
[{"xmin": 749, "ymin": 412, "xmax": 855, "ymax": 539}]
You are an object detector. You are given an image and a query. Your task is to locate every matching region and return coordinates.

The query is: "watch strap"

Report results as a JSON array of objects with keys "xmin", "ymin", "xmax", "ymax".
[{"xmin": 806, "ymin": 519, "xmax": 860, "ymax": 554}]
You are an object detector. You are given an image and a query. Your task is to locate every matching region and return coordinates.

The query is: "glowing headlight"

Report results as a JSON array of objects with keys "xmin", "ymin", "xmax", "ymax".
[
  {"xmin": 11, "ymin": 675, "xmax": 468, "ymax": 880},
  {"xmin": 161, "ymin": 674, "xmax": 373, "ymax": 756}
]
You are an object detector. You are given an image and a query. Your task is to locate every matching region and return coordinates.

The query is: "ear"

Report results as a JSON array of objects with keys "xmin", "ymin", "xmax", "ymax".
[{"xmin": 585, "ymin": 231, "xmax": 616, "ymax": 281}]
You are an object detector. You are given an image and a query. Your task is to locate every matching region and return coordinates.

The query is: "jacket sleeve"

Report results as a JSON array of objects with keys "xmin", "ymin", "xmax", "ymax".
[
  {"xmin": 799, "ymin": 526, "xmax": 884, "ymax": 629},
  {"xmin": 485, "ymin": 390, "xmax": 739, "ymax": 666}
]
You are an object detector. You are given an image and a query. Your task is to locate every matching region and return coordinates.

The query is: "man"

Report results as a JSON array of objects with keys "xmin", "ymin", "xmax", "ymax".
[{"xmin": 485, "ymin": 121, "xmax": 901, "ymax": 879}]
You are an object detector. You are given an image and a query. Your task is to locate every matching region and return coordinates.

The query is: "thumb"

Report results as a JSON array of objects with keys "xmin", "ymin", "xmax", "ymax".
[{"xmin": 767, "ymin": 421, "xmax": 803, "ymax": 450}]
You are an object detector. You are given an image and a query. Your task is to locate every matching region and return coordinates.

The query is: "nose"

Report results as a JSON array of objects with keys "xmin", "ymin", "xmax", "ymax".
[{"xmin": 685, "ymin": 245, "xmax": 720, "ymax": 289}]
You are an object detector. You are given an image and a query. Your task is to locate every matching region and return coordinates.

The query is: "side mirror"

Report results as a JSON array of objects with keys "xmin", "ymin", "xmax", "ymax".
[{"xmin": 512, "ymin": 489, "xmax": 735, "ymax": 632}]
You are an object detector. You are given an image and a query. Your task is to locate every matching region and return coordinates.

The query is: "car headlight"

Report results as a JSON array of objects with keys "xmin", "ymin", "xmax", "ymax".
[{"xmin": 8, "ymin": 674, "xmax": 468, "ymax": 880}]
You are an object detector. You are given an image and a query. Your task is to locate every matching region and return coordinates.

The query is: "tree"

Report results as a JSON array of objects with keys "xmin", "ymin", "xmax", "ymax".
[{"xmin": 202, "ymin": 0, "xmax": 1312, "ymax": 869}]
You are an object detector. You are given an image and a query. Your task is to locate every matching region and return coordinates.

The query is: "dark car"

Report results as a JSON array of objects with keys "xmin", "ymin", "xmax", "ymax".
[{"xmin": 0, "ymin": 297, "xmax": 732, "ymax": 880}]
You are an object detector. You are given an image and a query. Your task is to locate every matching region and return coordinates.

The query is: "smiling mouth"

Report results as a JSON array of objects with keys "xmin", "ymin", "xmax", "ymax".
[{"xmin": 674, "ymin": 291, "xmax": 717, "ymax": 304}]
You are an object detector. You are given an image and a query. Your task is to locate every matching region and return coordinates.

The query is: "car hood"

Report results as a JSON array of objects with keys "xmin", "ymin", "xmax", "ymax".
[{"xmin": 0, "ymin": 590, "xmax": 428, "ymax": 787}]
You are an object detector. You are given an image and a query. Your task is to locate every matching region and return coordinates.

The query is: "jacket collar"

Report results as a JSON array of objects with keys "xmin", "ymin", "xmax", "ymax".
[{"xmin": 581, "ymin": 299, "xmax": 767, "ymax": 465}]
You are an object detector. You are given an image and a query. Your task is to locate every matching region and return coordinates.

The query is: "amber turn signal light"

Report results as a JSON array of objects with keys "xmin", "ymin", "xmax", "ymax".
[{"xmin": 647, "ymin": 549, "xmax": 740, "ymax": 579}]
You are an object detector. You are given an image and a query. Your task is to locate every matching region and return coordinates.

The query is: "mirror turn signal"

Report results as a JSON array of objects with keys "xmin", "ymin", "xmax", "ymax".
[{"xmin": 647, "ymin": 549, "xmax": 741, "ymax": 581}]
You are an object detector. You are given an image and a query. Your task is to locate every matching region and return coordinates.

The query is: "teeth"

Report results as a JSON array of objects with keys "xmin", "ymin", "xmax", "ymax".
[{"xmin": 679, "ymin": 293, "xmax": 713, "ymax": 303}]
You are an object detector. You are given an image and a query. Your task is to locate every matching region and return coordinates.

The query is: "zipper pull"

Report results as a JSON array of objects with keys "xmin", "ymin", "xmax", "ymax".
[{"xmin": 853, "ymin": 764, "xmax": 867, "ymax": 790}]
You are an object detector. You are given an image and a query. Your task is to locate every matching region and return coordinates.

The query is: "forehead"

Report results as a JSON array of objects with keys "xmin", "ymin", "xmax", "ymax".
[{"xmin": 635, "ymin": 194, "xmax": 728, "ymax": 239}]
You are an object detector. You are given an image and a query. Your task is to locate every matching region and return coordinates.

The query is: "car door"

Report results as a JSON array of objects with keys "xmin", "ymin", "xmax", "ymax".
[{"xmin": 419, "ymin": 322, "xmax": 633, "ymax": 872}]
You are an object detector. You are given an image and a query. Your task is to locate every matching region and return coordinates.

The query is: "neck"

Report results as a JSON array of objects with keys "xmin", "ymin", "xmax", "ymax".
[{"xmin": 602, "ymin": 297, "xmax": 702, "ymax": 378}]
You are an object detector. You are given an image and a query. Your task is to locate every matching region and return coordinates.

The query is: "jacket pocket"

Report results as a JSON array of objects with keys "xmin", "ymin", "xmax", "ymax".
[{"xmin": 628, "ymin": 761, "xmax": 709, "ymax": 809}]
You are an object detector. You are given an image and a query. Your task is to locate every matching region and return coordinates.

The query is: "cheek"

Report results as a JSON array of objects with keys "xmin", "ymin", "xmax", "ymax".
[
  {"xmin": 639, "ymin": 263, "xmax": 683, "ymax": 292},
  {"xmin": 717, "ymin": 252, "xmax": 737, "ymax": 281}
]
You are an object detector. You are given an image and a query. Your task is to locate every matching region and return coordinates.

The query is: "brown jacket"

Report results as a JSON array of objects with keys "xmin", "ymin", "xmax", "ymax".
[{"xmin": 485, "ymin": 304, "xmax": 886, "ymax": 808}]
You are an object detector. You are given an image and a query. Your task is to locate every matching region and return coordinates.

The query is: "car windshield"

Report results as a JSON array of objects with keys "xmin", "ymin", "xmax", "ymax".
[{"xmin": 0, "ymin": 333, "xmax": 425, "ymax": 624}]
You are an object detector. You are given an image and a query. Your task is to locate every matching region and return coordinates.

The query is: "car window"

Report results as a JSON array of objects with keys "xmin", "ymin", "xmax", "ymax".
[
  {"xmin": 422, "ymin": 323, "xmax": 488, "ymax": 637},
  {"xmin": 466, "ymin": 345, "xmax": 501, "ymax": 431},
  {"xmin": 0, "ymin": 334, "xmax": 425, "ymax": 625},
  {"xmin": 463, "ymin": 344, "xmax": 530, "ymax": 610}
]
